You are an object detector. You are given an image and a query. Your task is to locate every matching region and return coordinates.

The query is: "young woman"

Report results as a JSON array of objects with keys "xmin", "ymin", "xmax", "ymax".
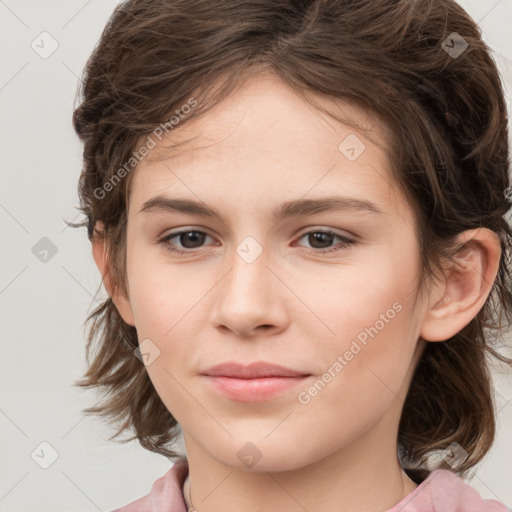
[{"xmin": 71, "ymin": 1, "xmax": 512, "ymax": 510}]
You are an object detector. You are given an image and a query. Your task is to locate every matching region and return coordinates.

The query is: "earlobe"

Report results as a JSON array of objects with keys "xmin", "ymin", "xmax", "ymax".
[
  {"xmin": 420, "ymin": 228, "xmax": 501, "ymax": 342},
  {"xmin": 91, "ymin": 221, "xmax": 136, "ymax": 326}
]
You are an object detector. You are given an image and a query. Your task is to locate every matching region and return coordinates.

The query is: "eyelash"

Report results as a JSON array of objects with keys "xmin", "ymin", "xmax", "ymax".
[{"xmin": 158, "ymin": 228, "xmax": 355, "ymax": 256}]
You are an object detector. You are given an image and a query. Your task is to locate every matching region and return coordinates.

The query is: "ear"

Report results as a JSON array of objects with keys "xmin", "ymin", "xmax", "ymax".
[
  {"xmin": 420, "ymin": 228, "xmax": 501, "ymax": 342},
  {"xmin": 91, "ymin": 221, "xmax": 135, "ymax": 326}
]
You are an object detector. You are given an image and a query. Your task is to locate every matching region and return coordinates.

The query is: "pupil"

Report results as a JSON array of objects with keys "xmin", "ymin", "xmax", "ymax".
[
  {"xmin": 181, "ymin": 231, "xmax": 204, "ymax": 248},
  {"xmin": 178, "ymin": 232, "xmax": 334, "ymax": 250},
  {"xmin": 310, "ymin": 232, "xmax": 332, "ymax": 249}
]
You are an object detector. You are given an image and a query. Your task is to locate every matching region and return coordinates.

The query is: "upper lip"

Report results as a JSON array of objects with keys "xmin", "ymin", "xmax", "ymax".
[{"xmin": 201, "ymin": 361, "xmax": 310, "ymax": 379}]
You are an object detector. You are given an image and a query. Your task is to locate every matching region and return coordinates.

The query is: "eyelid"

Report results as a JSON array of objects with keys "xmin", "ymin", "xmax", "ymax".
[
  {"xmin": 159, "ymin": 225, "xmax": 356, "ymax": 242},
  {"xmin": 159, "ymin": 226, "xmax": 215, "ymax": 241},
  {"xmin": 295, "ymin": 225, "xmax": 357, "ymax": 240},
  {"xmin": 158, "ymin": 225, "xmax": 357, "ymax": 256}
]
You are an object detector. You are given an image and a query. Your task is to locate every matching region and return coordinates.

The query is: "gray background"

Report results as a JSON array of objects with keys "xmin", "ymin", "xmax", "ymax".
[{"xmin": 1, "ymin": 1, "xmax": 511, "ymax": 510}]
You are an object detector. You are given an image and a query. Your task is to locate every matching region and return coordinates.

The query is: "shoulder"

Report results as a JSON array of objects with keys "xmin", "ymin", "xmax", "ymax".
[
  {"xmin": 388, "ymin": 469, "xmax": 510, "ymax": 512},
  {"xmin": 429, "ymin": 469, "xmax": 510, "ymax": 512},
  {"xmin": 110, "ymin": 458, "xmax": 189, "ymax": 512}
]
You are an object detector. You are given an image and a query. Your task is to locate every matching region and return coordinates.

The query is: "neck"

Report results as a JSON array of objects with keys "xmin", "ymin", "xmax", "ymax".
[{"xmin": 182, "ymin": 429, "xmax": 418, "ymax": 512}]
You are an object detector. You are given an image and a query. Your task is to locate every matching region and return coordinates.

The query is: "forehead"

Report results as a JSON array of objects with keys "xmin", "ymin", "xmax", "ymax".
[
  {"xmin": 142, "ymin": 73, "xmax": 389, "ymax": 159},
  {"xmin": 127, "ymin": 73, "xmax": 402, "ymax": 216}
]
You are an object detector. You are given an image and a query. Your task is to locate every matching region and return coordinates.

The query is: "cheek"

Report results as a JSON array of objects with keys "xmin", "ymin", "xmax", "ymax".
[
  {"xmin": 301, "ymin": 250, "xmax": 421, "ymax": 403},
  {"xmin": 290, "ymin": 300, "xmax": 417, "ymax": 457},
  {"xmin": 302, "ymin": 252, "xmax": 418, "ymax": 349},
  {"xmin": 126, "ymin": 252, "xmax": 205, "ymax": 340},
  {"xmin": 126, "ymin": 268, "xmax": 201, "ymax": 423},
  {"xmin": 322, "ymin": 299, "xmax": 414, "ymax": 396}
]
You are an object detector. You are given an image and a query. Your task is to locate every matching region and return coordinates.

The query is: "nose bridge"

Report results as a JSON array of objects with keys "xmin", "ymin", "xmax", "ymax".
[
  {"xmin": 226, "ymin": 232, "xmax": 272, "ymax": 299},
  {"xmin": 211, "ymin": 229, "xmax": 286, "ymax": 334}
]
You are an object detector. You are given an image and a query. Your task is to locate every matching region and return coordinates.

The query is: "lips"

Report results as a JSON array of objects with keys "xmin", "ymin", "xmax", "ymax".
[
  {"xmin": 201, "ymin": 361, "xmax": 310, "ymax": 379},
  {"xmin": 201, "ymin": 361, "xmax": 312, "ymax": 402}
]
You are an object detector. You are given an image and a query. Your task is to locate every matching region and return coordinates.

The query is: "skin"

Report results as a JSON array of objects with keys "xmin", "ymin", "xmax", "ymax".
[{"xmin": 92, "ymin": 73, "xmax": 501, "ymax": 512}]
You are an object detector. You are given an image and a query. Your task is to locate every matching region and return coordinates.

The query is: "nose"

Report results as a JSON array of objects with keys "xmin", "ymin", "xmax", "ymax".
[{"xmin": 210, "ymin": 242, "xmax": 289, "ymax": 338}]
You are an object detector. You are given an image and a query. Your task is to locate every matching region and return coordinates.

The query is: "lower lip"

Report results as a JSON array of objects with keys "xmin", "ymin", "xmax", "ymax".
[{"xmin": 204, "ymin": 375, "xmax": 311, "ymax": 402}]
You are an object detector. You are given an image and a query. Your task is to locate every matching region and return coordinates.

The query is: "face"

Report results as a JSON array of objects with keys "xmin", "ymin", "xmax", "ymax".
[{"xmin": 117, "ymin": 73, "xmax": 430, "ymax": 471}]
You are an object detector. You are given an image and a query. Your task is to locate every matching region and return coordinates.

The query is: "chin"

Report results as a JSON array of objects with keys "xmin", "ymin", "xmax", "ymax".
[{"xmin": 207, "ymin": 437, "xmax": 322, "ymax": 473}]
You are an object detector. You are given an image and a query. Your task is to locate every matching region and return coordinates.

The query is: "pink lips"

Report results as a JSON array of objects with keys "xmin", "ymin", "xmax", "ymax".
[{"xmin": 201, "ymin": 361, "xmax": 311, "ymax": 402}]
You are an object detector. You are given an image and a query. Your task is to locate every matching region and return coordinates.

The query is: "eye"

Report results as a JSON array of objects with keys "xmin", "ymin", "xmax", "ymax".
[
  {"xmin": 159, "ymin": 229, "xmax": 215, "ymax": 255},
  {"xmin": 295, "ymin": 229, "xmax": 354, "ymax": 254},
  {"xmin": 158, "ymin": 228, "xmax": 355, "ymax": 256}
]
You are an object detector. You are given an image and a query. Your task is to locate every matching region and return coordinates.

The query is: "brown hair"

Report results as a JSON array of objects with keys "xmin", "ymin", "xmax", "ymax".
[{"xmin": 71, "ymin": 0, "xmax": 512, "ymax": 479}]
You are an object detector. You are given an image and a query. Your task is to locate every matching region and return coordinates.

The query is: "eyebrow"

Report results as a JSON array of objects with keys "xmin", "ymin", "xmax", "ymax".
[{"xmin": 139, "ymin": 195, "xmax": 384, "ymax": 220}]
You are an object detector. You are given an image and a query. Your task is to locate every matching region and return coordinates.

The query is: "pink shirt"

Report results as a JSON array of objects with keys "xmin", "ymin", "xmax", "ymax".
[{"xmin": 111, "ymin": 457, "xmax": 510, "ymax": 512}]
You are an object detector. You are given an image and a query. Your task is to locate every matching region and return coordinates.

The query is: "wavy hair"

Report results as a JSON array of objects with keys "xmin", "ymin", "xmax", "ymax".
[{"xmin": 70, "ymin": 0, "xmax": 512, "ymax": 480}]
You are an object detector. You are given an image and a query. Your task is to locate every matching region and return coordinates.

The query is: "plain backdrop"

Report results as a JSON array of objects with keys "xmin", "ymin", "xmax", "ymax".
[{"xmin": 1, "ymin": 1, "xmax": 511, "ymax": 511}]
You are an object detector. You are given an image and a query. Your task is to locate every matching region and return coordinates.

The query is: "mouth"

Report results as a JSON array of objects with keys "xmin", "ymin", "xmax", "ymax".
[
  {"xmin": 201, "ymin": 361, "xmax": 312, "ymax": 402},
  {"xmin": 203, "ymin": 375, "xmax": 312, "ymax": 402},
  {"xmin": 201, "ymin": 360, "xmax": 310, "ymax": 379}
]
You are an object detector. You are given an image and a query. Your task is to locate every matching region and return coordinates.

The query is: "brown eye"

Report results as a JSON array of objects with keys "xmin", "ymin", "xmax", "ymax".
[
  {"xmin": 160, "ymin": 230, "xmax": 214, "ymax": 255},
  {"xmin": 305, "ymin": 231, "xmax": 335, "ymax": 249},
  {"xmin": 175, "ymin": 231, "xmax": 207, "ymax": 249},
  {"xmin": 296, "ymin": 229, "xmax": 354, "ymax": 254}
]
